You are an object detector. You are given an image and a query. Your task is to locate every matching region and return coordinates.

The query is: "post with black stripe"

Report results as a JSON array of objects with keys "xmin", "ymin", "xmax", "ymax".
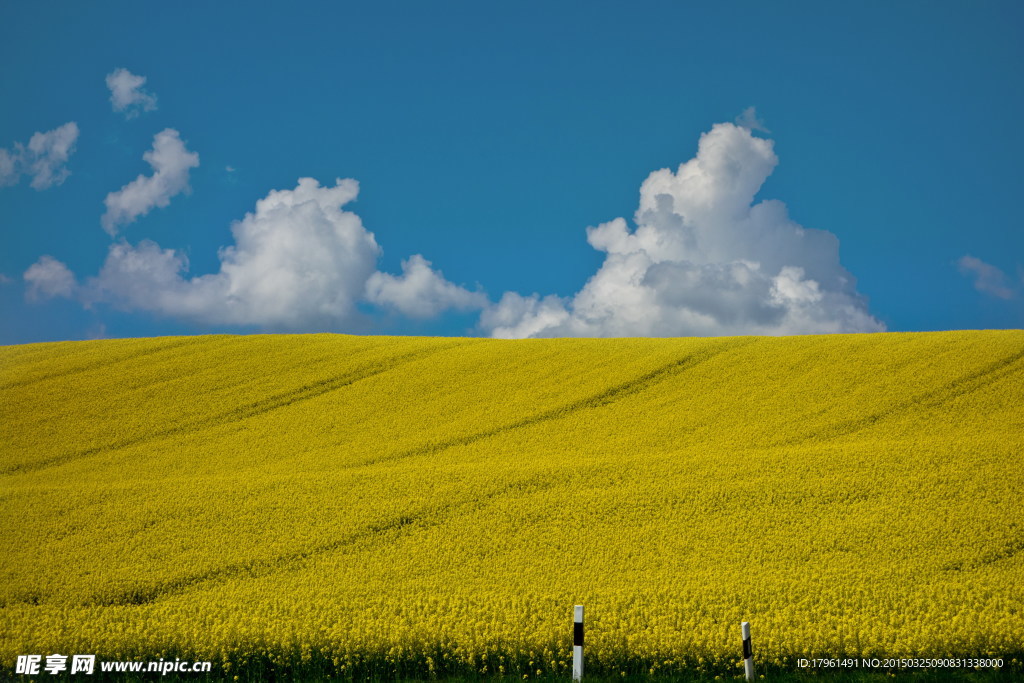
[
  {"xmin": 741, "ymin": 621, "xmax": 754, "ymax": 681},
  {"xmin": 573, "ymin": 605, "xmax": 584, "ymax": 681}
]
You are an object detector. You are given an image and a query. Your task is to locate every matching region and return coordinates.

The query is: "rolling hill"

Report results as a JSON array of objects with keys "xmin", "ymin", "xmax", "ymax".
[{"xmin": 2, "ymin": 331, "xmax": 1022, "ymax": 678}]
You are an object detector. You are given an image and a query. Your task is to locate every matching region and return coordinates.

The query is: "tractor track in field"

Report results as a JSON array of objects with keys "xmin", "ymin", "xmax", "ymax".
[
  {"xmin": 360, "ymin": 337, "xmax": 760, "ymax": 468},
  {"xmin": 2, "ymin": 340, "xmax": 483, "ymax": 477},
  {"xmin": 0, "ymin": 337, "xmax": 207, "ymax": 391},
  {"xmin": 774, "ymin": 344, "xmax": 1024, "ymax": 448},
  {"xmin": 77, "ymin": 474, "xmax": 558, "ymax": 608}
]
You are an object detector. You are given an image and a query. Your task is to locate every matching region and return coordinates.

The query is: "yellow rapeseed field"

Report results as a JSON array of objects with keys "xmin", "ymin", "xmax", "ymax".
[{"xmin": 1, "ymin": 331, "xmax": 1022, "ymax": 677}]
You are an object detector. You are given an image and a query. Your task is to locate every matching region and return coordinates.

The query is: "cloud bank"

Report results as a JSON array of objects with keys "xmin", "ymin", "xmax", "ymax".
[
  {"xmin": 25, "ymin": 119, "xmax": 885, "ymax": 337},
  {"xmin": 29, "ymin": 178, "xmax": 483, "ymax": 329},
  {"xmin": 481, "ymin": 122, "xmax": 884, "ymax": 338},
  {"xmin": 101, "ymin": 129, "xmax": 199, "ymax": 235},
  {"xmin": 0, "ymin": 122, "xmax": 79, "ymax": 190},
  {"xmin": 106, "ymin": 68, "xmax": 158, "ymax": 118}
]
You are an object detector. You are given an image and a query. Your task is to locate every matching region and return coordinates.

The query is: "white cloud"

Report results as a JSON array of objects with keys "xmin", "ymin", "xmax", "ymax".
[
  {"xmin": 480, "ymin": 292, "xmax": 573, "ymax": 339},
  {"xmin": 106, "ymin": 68, "xmax": 158, "ymax": 118},
  {"xmin": 366, "ymin": 254, "xmax": 486, "ymax": 318},
  {"xmin": 957, "ymin": 255, "xmax": 1015, "ymax": 299},
  {"xmin": 482, "ymin": 121, "xmax": 884, "ymax": 338},
  {"xmin": 25, "ymin": 123, "xmax": 80, "ymax": 190},
  {"xmin": 735, "ymin": 106, "xmax": 770, "ymax": 133},
  {"xmin": 30, "ymin": 175, "xmax": 488, "ymax": 330},
  {"xmin": 0, "ymin": 122, "xmax": 80, "ymax": 190},
  {"xmin": 101, "ymin": 129, "xmax": 199, "ymax": 235},
  {"xmin": 0, "ymin": 149, "xmax": 17, "ymax": 187},
  {"xmin": 24, "ymin": 255, "xmax": 78, "ymax": 301},
  {"xmin": 87, "ymin": 178, "xmax": 378, "ymax": 328}
]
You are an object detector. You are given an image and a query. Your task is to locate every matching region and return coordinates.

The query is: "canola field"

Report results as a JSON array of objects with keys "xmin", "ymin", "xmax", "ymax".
[{"xmin": 1, "ymin": 331, "xmax": 1023, "ymax": 679}]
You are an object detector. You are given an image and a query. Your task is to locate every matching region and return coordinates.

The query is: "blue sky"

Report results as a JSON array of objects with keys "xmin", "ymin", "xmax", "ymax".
[{"xmin": 2, "ymin": 0, "xmax": 1022, "ymax": 344}]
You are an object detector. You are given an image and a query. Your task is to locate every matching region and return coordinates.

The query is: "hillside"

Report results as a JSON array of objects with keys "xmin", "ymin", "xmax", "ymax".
[{"xmin": 2, "ymin": 331, "xmax": 1023, "ymax": 678}]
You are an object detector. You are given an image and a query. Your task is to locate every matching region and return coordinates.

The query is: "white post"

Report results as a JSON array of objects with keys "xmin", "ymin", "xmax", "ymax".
[
  {"xmin": 573, "ymin": 605, "xmax": 584, "ymax": 681},
  {"xmin": 741, "ymin": 621, "xmax": 754, "ymax": 681}
]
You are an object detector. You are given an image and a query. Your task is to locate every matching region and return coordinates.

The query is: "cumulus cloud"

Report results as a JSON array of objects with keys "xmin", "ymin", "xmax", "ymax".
[
  {"xmin": 481, "ymin": 121, "xmax": 884, "ymax": 338},
  {"xmin": 366, "ymin": 254, "xmax": 486, "ymax": 317},
  {"xmin": 0, "ymin": 122, "xmax": 80, "ymax": 190},
  {"xmin": 27, "ymin": 177, "xmax": 475, "ymax": 330},
  {"xmin": 106, "ymin": 68, "xmax": 158, "ymax": 118},
  {"xmin": 86, "ymin": 178, "xmax": 378, "ymax": 327},
  {"xmin": 101, "ymin": 129, "xmax": 199, "ymax": 235},
  {"xmin": 957, "ymin": 255, "xmax": 1015, "ymax": 299},
  {"xmin": 24, "ymin": 255, "xmax": 78, "ymax": 301}
]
